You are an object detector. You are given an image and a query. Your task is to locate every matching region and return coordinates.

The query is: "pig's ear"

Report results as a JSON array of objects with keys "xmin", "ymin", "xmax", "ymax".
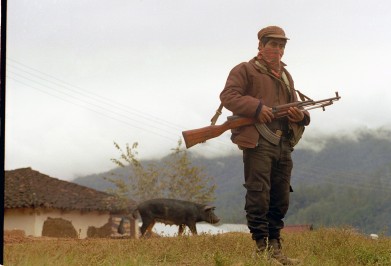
[{"xmin": 204, "ymin": 206, "xmax": 216, "ymax": 211}]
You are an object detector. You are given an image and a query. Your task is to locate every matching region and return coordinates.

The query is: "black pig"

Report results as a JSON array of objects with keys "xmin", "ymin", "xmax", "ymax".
[{"xmin": 134, "ymin": 198, "xmax": 220, "ymax": 236}]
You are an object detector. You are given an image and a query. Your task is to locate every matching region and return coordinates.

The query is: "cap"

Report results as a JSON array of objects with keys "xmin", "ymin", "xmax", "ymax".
[{"xmin": 257, "ymin": 26, "xmax": 289, "ymax": 40}]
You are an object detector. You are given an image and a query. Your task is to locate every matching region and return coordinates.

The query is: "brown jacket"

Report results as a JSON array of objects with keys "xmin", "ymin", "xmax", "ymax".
[{"xmin": 220, "ymin": 57, "xmax": 310, "ymax": 148}]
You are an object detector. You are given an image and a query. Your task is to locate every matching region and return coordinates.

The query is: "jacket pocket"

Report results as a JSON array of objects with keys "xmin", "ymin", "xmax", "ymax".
[{"xmin": 243, "ymin": 182, "xmax": 267, "ymax": 212}]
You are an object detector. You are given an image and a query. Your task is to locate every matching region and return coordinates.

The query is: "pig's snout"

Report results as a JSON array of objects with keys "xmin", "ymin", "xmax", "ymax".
[
  {"xmin": 204, "ymin": 205, "xmax": 220, "ymax": 224},
  {"xmin": 210, "ymin": 215, "xmax": 220, "ymax": 224}
]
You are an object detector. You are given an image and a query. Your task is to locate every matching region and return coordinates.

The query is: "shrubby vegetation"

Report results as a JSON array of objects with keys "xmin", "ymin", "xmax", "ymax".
[{"xmin": 105, "ymin": 139, "xmax": 216, "ymax": 204}]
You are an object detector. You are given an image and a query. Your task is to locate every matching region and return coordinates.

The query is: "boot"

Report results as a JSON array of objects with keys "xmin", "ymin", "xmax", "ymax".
[
  {"xmin": 255, "ymin": 238, "xmax": 274, "ymax": 262},
  {"xmin": 255, "ymin": 238, "xmax": 268, "ymax": 253},
  {"xmin": 268, "ymin": 238, "xmax": 300, "ymax": 265},
  {"xmin": 255, "ymin": 238, "xmax": 284, "ymax": 265}
]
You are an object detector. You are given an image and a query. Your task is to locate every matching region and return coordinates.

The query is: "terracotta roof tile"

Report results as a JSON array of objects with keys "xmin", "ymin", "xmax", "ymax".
[{"xmin": 5, "ymin": 167, "xmax": 135, "ymax": 213}]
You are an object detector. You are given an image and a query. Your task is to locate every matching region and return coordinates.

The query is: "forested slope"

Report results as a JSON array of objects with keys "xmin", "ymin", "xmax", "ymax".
[{"xmin": 73, "ymin": 128, "xmax": 391, "ymax": 235}]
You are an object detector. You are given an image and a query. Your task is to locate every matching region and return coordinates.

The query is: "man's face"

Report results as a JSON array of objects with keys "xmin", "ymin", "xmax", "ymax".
[{"xmin": 264, "ymin": 38, "xmax": 287, "ymax": 56}]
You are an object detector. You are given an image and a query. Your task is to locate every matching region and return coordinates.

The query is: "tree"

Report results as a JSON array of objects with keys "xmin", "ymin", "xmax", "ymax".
[
  {"xmin": 106, "ymin": 139, "xmax": 216, "ymax": 204},
  {"xmin": 106, "ymin": 142, "xmax": 164, "ymax": 202},
  {"xmin": 164, "ymin": 139, "xmax": 216, "ymax": 203}
]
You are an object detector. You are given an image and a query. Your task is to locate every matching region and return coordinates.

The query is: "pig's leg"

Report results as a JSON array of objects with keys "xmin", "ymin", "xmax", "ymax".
[
  {"xmin": 140, "ymin": 218, "xmax": 155, "ymax": 236},
  {"xmin": 187, "ymin": 223, "xmax": 197, "ymax": 235},
  {"xmin": 144, "ymin": 221, "xmax": 155, "ymax": 236},
  {"xmin": 178, "ymin": 224, "xmax": 185, "ymax": 236}
]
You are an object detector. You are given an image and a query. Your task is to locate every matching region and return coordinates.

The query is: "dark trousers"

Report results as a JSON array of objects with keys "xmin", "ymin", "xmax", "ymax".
[{"xmin": 243, "ymin": 135, "xmax": 293, "ymax": 241}]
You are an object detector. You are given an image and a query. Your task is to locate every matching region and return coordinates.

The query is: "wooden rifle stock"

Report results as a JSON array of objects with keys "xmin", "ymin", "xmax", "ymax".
[
  {"xmin": 182, "ymin": 117, "xmax": 257, "ymax": 149},
  {"xmin": 182, "ymin": 92, "xmax": 341, "ymax": 149}
]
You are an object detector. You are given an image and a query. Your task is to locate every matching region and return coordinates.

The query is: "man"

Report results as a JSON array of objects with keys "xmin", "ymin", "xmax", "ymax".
[{"xmin": 220, "ymin": 26, "xmax": 310, "ymax": 265}]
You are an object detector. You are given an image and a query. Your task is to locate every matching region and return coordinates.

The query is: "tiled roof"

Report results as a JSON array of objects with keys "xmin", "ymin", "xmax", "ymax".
[{"xmin": 5, "ymin": 167, "xmax": 135, "ymax": 213}]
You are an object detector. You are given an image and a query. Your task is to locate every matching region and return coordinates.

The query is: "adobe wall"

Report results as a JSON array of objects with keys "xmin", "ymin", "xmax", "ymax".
[{"xmin": 4, "ymin": 208, "xmax": 139, "ymax": 239}]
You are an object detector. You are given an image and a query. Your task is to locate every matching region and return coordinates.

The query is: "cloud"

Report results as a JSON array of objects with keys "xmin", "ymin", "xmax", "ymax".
[{"xmin": 5, "ymin": 0, "xmax": 391, "ymax": 180}]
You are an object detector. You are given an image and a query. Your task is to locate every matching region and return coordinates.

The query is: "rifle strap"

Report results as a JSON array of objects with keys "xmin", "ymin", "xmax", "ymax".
[
  {"xmin": 295, "ymin": 89, "xmax": 313, "ymax": 102},
  {"xmin": 210, "ymin": 102, "xmax": 224, "ymax": 125}
]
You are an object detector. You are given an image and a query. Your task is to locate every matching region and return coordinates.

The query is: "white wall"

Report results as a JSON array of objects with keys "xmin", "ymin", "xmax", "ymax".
[
  {"xmin": 4, "ymin": 208, "xmax": 110, "ymax": 238},
  {"xmin": 4, "ymin": 208, "xmax": 36, "ymax": 236}
]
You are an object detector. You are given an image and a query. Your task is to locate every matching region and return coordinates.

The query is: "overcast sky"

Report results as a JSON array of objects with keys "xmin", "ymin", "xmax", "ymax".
[{"xmin": 5, "ymin": 0, "xmax": 391, "ymax": 181}]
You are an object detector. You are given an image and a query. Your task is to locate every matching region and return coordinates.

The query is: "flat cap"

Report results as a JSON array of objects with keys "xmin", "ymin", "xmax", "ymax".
[{"xmin": 257, "ymin": 26, "xmax": 289, "ymax": 40}]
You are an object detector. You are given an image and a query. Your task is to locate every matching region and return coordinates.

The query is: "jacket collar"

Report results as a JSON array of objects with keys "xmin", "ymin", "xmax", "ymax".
[{"xmin": 250, "ymin": 57, "xmax": 287, "ymax": 73}]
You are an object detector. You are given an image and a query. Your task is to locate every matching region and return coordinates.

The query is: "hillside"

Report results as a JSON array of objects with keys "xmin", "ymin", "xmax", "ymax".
[{"xmin": 73, "ymin": 128, "xmax": 391, "ymax": 235}]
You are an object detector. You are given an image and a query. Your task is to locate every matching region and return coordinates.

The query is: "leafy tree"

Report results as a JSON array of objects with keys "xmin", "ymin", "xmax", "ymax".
[
  {"xmin": 106, "ymin": 139, "xmax": 216, "ymax": 204},
  {"xmin": 107, "ymin": 142, "xmax": 165, "ymax": 202},
  {"xmin": 164, "ymin": 139, "xmax": 216, "ymax": 203}
]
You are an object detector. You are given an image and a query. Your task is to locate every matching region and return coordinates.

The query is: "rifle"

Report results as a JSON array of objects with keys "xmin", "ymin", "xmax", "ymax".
[{"xmin": 182, "ymin": 92, "xmax": 341, "ymax": 149}]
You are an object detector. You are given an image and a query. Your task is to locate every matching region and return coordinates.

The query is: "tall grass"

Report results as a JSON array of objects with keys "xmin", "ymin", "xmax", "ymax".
[{"xmin": 4, "ymin": 227, "xmax": 391, "ymax": 265}]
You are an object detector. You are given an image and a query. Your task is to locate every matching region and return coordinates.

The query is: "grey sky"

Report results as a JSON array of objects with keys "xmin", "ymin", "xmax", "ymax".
[{"xmin": 5, "ymin": 0, "xmax": 391, "ymax": 180}]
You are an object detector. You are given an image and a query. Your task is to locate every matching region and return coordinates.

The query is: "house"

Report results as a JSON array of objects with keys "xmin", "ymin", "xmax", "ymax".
[{"xmin": 4, "ymin": 167, "xmax": 138, "ymax": 239}]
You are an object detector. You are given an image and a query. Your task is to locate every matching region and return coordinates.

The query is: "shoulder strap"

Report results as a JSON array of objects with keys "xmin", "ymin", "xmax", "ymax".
[
  {"xmin": 210, "ymin": 102, "xmax": 224, "ymax": 125},
  {"xmin": 281, "ymin": 71, "xmax": 291, "ymax": 96},
  {"xmin": 281, "ymin": 71, "xmax": 290, "ymax": 88}
]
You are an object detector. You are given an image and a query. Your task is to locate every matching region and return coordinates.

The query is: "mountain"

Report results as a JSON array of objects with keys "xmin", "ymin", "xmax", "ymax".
[{"xmin": 72, "ymin": 128, "xmax": 391, "ymax": 235}]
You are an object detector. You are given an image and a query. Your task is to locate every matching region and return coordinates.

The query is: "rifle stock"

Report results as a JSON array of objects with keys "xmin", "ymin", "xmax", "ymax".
[
  {"xmin": 182, "ymin": 92, "xmax": 341, "ymax": 149},
  {"xmin": 182, "ymin": 117, "xmax": 256, "ymax": 148}
]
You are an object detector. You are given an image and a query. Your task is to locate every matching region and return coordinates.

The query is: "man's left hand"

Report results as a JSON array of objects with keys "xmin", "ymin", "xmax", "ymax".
[{"xmin": 287, "ymin": 107, "xmax": 304, "ymax": 123}]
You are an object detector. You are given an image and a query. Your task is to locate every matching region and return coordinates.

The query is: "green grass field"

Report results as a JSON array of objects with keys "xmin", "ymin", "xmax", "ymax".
[{"xmin": 4, "ymin": 227, "xmax": 391, "ymax": 265}]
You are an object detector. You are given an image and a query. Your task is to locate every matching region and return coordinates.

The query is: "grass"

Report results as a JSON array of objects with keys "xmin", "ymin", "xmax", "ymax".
[{"xmin": 4, "ymin": 227, "xmax": 391, "ymax": 266}]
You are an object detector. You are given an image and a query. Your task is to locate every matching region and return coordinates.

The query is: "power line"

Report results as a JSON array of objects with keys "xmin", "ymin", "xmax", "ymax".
[
  {"xmin": 7, "ymin": 76, "xmax": 178, "ymax": 142},
  {"xmin": 7, "ymin": 70, "xmax": 179, "ymax": 138},
  {"xmin": 6, "ymin": 58, "xmax": 233, "ymax": 155},
  {"xmin": 7, "ymin": 58, "xmax": 183, "ymax": 131}
]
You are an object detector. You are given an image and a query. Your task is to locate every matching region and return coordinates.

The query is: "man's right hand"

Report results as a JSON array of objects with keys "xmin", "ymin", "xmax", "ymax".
[{"xmin": 258, "ymin": 105, "xmax": 274, "ymax": 123}]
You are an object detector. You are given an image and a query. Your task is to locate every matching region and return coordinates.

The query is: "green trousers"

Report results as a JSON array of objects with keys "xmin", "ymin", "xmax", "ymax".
[{"xmin": 243, "ymin": 135, "xmax": 293, "ymax": 240}]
